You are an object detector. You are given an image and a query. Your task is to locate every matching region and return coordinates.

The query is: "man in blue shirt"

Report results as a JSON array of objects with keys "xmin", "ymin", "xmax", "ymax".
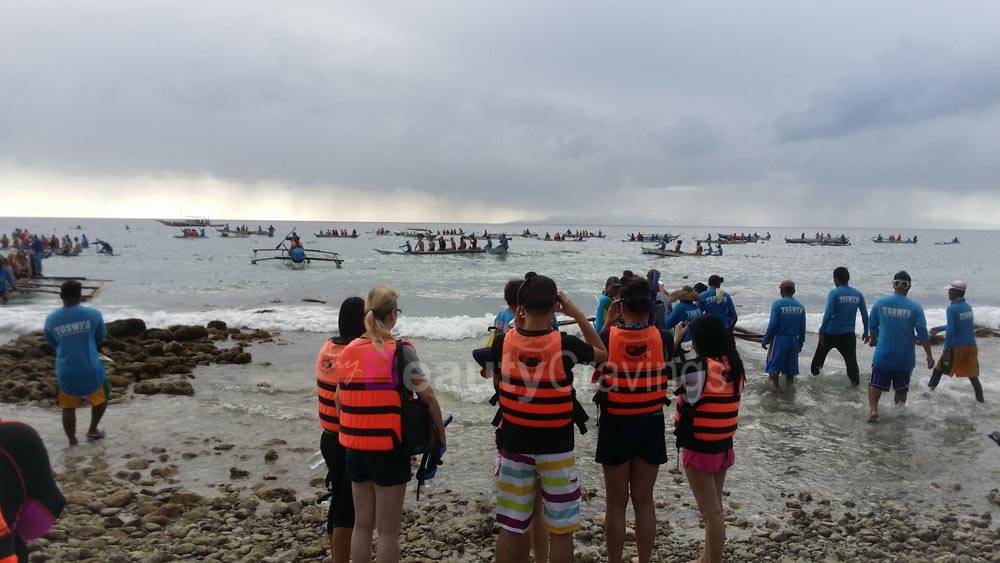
[
  {"xmin": 699, "ymin": 275, "xmax": 738, "ymax": 333},
  {"xmin": 663, "ymin": 287, "xmax": 704, "ymax": 348},
  {"xmin": 867, "ymin": 271, "xmax": 934, "ymax": 422},
  {"xmin": 811, "ymin": 267, "xmax": 869, "ymax": 386},
  {"xmin": 43, "ymin": 281, "xmax": 109, "ymax": 445},
  {"xmin": 95, "ymin": 239, "xmax": 113, "ymax": 255},
  {"xmin": 762, "ymin": 280, "xmax": 806, "ymax": 390},
  {"xmin": 0, "ymin": 257, "xmax": 16, "ymax": 304},
  {"xmin": 594, "ymin": 277, "xmax": 621, "ymax": 333},
  {"xmin": 927, "ymin": 281, "xmax": 983, "ymax": 402}
]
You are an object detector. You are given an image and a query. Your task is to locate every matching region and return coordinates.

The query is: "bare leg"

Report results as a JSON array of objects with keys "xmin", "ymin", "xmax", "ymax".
[
  {"xmin": 629, "ymin": 459, "xmax": 660, "ymax": 563},
  {"xmin": 602, "ymin": 461, "xmax": 631, "ymax": 563},
  {"xmin": 373, "ymin": 483, "xmax": 407, "ymax": 563},
  {"xmin": 894, "ymin": 390, "xmax": 908, "ymax": 405},
  {"xmin": 685, "ymin": 466, "xmax": 726, "ymax": 563},
  {"xmin": 86, "ymin": 402, "xmax": 107, "ymax": 438},
  {"xmin": 497, "ymin": 528, "xmax": 530, "ymax": 563},
  {"xmin": 867, "ymin": 386, "xmax": 882, "ymax": 421},
  {"xmin": 351, "ymin": 482, "xmax": 375, "ymax": 563},
  {"xmin": 548, "ymin": 531, "xmax": 574, "ymax": 563},
  {"xmin": 768, "ymin": 373, "xmax": 780, "ymax": 391},
  {"xmin": 331, "ymin": 527, "xmax": 352, "ymax": 563},
  {"xmin": 62, "ymin": 408, "xmax": 78, "ymax": 446},
  {"xmin": 529, "ymin": 485, "xmax": 548, "ymax": 562}
]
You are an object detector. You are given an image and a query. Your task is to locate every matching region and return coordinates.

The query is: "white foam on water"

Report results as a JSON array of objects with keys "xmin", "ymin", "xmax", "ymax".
[{"xmin": 0, "ymin": 303, "xmax": 495, "ymax": 342}]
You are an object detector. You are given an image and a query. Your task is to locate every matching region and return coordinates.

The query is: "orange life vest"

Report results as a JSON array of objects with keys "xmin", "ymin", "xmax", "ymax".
[
  {"xmin": 599, "ymin": 326, "xmax": 669, "ymax": 416},
  {"xmin": 0, "ymin": 510, "xmax": 14, "ymax": 563},
  {"xmin": 316, "ymin": 340, "xmax": 349, "ymax": 433},
  {"xmin": 336, "ymin": 338, "xmax": 409, "ymax": 452},
  {"xmin": 674, "ymin": 357, "xmax": 742, "ymax": 450},
  {"xmin": 499, "ymin": 330, "xmax": 573, "ymax": 429}
]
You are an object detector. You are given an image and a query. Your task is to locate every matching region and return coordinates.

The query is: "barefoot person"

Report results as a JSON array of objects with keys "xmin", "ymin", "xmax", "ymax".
[
  {"xmin": 595, "ymin": 278, "xmax": 673, "ymax": 563},
  {"xmin": 488, "ymin": 275, "xmax": 607, "ymax": 563},
  {"xmin": 673, "ymin": 315, "xmax": 746, "ymax": 563},
  {"xmin": 761, "ymin": 280, "xmax": 806, "ymax": 391},
  {"xmin": 335, "ymin": 286, "xmax": 447, "ymax": 563},
  {"xmin": 316, "ymin": 297, "xmax": 366, "ymax": 563},
  {"xmin": 927, "ymin": 281, "xmax": 983, "ymax": 402},
  {"xmin": 867, "ymin": 272, "xmax": 934, "ymax": 423},
  {"xmin": 43, "ymin": 281, "xmax": 109, "ymax": 446},
  {"xmin": 811, "ymin": 267, "xmax": 869, "ymax": 386}
]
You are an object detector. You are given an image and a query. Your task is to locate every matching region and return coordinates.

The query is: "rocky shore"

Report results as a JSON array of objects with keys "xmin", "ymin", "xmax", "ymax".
[
  {"xmin": 18, "ymin": 435, "xmax": 1000, "ymax": 563},
  {"xmin": 5, "ymin": 319, "xmax": 999, "ymax": 562},
  {"xmin": 0, "ymin": 319, "xmax": 275, "ymax": 406}
]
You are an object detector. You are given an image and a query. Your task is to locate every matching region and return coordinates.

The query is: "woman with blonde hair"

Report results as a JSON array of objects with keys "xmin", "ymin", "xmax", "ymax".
[{"xmin": 336, "ymin": 285, "xmax": 447, "ymax": 563}]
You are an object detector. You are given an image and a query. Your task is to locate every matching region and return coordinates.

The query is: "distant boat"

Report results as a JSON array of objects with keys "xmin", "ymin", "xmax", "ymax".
[
  {"xmin": 641, "ymin": 246, "xmax": 710, "ymax": 257},
  {"xmin": 157, "ymin": 217, "xmax": 222, "ymax": 227},
  {"xmin": 871, "ymin": 237, "xmax": 917, "ymax": 244}
]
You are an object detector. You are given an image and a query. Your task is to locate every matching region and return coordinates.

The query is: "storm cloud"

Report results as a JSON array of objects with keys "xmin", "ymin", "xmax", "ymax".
[{"xmin": 2, "ymin": 1, "xmax": 999, "ymax": 227}]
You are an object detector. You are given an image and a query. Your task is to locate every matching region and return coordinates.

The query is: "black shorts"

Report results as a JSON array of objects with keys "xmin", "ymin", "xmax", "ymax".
[
  {"xmin": 595, "ymin": 410, "xmax": 668, "ymax": 466},
  {"xmin": 345, "ymin": 448, "xmax": 412, "ymax": 487},
  {"xmin": 320, "ymin": 431, "xmax": 355, "ymax": 529}
]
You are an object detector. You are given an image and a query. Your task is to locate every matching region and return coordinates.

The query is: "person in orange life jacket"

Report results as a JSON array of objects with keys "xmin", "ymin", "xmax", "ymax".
[
  {"xmin": 0, "ymin": 420, "xmax": 66, "ymax": 563},
  {"xmin": 335, "ymin": 286, "xmax": 446, "ymax": 563},
  {"xmin": 472, "ymin": 276, "xmax": 551, "ymax": 563},
  {"xmin": 483, "ymin": 274, "xmax": 607, "ymax": 563},
  {"xmin": 594, "ymin": 278, "xmax": 675, "ymax": 563},
  {"xmin": 316, "ymin": 296, "xmax": 366, "ymax": 563},
  {"xmin": 672, "ymin": 315, "xmax": 746, "ymax": 563}
]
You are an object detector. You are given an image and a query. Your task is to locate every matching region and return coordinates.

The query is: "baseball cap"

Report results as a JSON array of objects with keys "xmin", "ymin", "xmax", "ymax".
[
  {"xmin": 606, "ymin": 276, "xmax": 622, "ymax": 287},
  {"xmin": 945, "ymin": 280, "xmax": 967, "ymax": 291}
]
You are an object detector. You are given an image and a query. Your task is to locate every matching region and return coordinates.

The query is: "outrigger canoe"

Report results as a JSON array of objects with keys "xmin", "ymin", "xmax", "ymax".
[
  {"xmin": 314, "ymin": 232, "xmax": 359, "ymax": 238},
  {"xmin": 7, "ymin": 276, "xmax": 109, "ymax": 301},
  {"xmin": 219, "ymin": 231, "xmax": 250, "ymax": 238},
  {"xmin": 871, "ymin": 238, "xmax": 917, "ymax": 244},
  {"xmin": 641, "ymin": 247, "xmax": 709, "ymax": 257},
  {"xmin": 622, "ymin": 234, "xmax": 678, "ymax": 243},
  {"xmin": 375, "ymin": 247, "xmax": 507, "ymax": 256},
  {"xmin": 696, "ymin": 238, "xmax": 753, "ymax": 245},
  {"xmin": 542, "ymin": 238, "xmax": 586, "ymax": 242},
  {"xmin": 935, "ymin": 240, "xmax": 961, "ymax": 245},
  {"xmin": 251, "ymin": 228, "xmax": 343, "ymax": 268}
]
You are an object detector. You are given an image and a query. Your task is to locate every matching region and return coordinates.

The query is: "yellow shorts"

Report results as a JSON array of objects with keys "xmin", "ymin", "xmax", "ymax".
[{"xmin": 59, "ymin": 379, "xmax": 111, "ymax": 409}]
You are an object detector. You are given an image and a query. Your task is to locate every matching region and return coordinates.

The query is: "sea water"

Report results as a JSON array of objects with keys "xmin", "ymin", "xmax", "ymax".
[{"xmin": 2, "ymin": 218, "xmax": 999, "ymax": 535}]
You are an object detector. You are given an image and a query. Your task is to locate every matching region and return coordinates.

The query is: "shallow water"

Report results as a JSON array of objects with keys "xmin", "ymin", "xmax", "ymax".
[{"xmin": 2, "ymin": 218, "xmax": 999, "ymax": 532}]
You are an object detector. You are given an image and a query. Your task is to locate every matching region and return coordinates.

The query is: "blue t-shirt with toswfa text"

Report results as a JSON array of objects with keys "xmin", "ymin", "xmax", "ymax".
[
  {"xmin": 44, "ymin": 305, "xmax": 107, "ymax": 396},
  {"xmin": 870, "ymin": 294, "xmax": 928, "ymax": 372},
  {"xmin": 819, "ymin": 285, "xmax": 868, "ymax": 336}
]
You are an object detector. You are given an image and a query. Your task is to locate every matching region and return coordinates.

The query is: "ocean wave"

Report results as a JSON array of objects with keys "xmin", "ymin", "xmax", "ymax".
[{"xmin": 0, "ymin": 303, "xmax": 495, "ymax": 341}]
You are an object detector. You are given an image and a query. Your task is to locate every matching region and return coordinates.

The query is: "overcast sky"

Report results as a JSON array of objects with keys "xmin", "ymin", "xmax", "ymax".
[{"xmin": 2, "ymin": 1, "xmax": 1000, "ymax": 227}]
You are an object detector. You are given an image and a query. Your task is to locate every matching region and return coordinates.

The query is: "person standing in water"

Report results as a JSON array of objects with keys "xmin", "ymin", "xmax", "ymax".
[
  {"xmin": 43, "ymin": 281, "xmax": 110, "ymax": 445},
  {"xmin": 812, "ymin": 267, "xmax": 869, "ymax": 386},
  {"xmin": 761, "ymin": 280, "xmax": 806, "ymax": 390},
  {"xmin": 927, "ymin": 281, "xmax": 983, "ymax": 402},
  {"xmin": 867, "ymin": 271, "xmax": 934, "ymax": 423},
  {"xmin": 316, "ymin": 297, "xmax": 366, "ymax": 563}
]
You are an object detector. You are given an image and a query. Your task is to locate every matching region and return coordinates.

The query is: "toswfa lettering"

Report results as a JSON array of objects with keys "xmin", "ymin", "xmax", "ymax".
[
  {"xmin": 54, "ymin": 320, "xmax": 92, "ymax": 337},
  {"xmin": 880, "ymin": 307, "xmax": 912, "ymax": 319},
  {"xmin": 781, "ymin": 306, "xmax": 804, "ymax": 315},
  {"xmin": 838, "ymin": 296, "xmax": 860, "ymax": 304}
]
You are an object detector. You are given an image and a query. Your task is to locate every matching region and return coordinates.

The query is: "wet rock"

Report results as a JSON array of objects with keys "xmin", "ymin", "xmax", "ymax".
[
  {"xmin": 229, "ymin": 468, "xmax": 250, "ymax": 479},
  {"xmin": 106, "ymin": 318, "xmax": 147, "ymax": 339},
  {"xmin": 207, "ymin": 320, "xmax": 228, "ymax": 331},
  {"xmin": 173, "ymin": 325, "xmax": 209, "ymax": 342},
  {"xmin": 105, "ymin": 489, "xmax": 136, "ymax": 508},
  {"xmin": 264, "ymin": 450, "xmax": 279, "ymax": 462},
  {"xmin": 134, "ymin": 380, "xmax": 194, "ymax": 396}
]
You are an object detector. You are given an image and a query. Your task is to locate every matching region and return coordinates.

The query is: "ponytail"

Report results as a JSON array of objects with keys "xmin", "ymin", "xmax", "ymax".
[{"xmin": 364, "ymin": 285, "xmax": 398, "ymax": 351}]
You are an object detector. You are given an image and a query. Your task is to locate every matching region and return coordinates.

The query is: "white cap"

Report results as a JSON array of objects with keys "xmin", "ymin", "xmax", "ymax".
[{"xmin": 945, "ymin": 280, "xmax": 967, "ymax": 291}]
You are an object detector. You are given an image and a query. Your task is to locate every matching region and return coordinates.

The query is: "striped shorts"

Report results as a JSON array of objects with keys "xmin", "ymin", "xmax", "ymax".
[{"xmin": 496, "ymin": 449, "xmax": 581, "ymax": 535}]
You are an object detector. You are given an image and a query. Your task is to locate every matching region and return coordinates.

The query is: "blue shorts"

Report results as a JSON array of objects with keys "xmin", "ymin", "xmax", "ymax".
[
  {"xmin": 869, "ymin": 366, "xmax": 911, "ymax": 392},
  {"xmin": 765, "ymin": 335, "xmax": 800, "ymax": 377}
]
